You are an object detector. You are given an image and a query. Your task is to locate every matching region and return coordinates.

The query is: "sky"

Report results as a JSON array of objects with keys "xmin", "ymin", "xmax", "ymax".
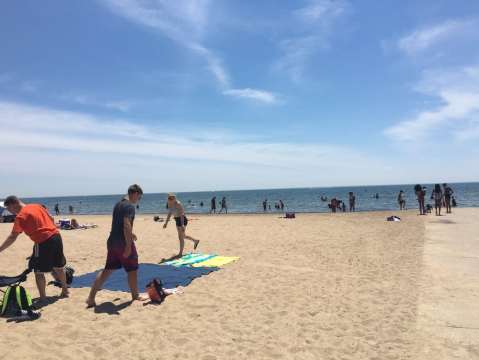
[{"xmin": 1, "ymin": 0, "xmax": 479, "ymax": 197}]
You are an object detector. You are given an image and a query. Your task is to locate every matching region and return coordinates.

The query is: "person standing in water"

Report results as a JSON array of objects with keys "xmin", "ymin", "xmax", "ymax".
[
  {"xmin": 219, "ymin": 196, "xmax": 228, "ymax": 214},
  {"xmin": 86, "ymin": 184, "xmax": 147, "ymax": 307},
  {"xmin": 348, "ymin": 192, "xmax": 356, "ymax": 212},
  {"xmin": 263, "ymin": 199, "xmax": 267, "ymax": 212},
  {"xmin": 164, "ymin": 194, "xmax": 200, "ymax": 258},
  {"xmin": 431, "ymin": 184, "xmax": 443, "ymax": 216},
  {"xmin": 210, "ymin": 196, "xmax": 217, "ymax": 214},
  {"xmin": 397, "ymin": 190, "xmax": 406, "ymax": 210},
  {"xmin": 54, "ymin": 203, "xmax": 60, "ymax": 216}
]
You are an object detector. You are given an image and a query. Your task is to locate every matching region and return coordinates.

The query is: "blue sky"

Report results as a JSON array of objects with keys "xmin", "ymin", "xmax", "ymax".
[{"xmin": 1, "ymin": 0, "xmax": 479, "ymax": 197}]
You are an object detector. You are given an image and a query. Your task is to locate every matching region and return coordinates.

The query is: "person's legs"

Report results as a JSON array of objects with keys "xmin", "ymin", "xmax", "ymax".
[
  {"xmin": 53, "ymin": 267, "xmax": 69, "ymax": 297},
  {"xmin": 86, "ymin": 269, "xmax": 114, "ymax": 307},
  {"xmin": 177, "ymin": 227, "xmax": 185, "ymax": 256},
  {"xmin": 35, "ymin": 273, "xmax": 47, "ymax": 300}
]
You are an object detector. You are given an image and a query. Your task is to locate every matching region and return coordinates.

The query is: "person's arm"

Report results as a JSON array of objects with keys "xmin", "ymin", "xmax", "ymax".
[
  {"xmin": 163, "ymin": 212, "xmax": 172, "ymax": 228},
  {"xmin": 0, "ymin": 232, "xmax": 19, "ymax": 253},
  {"xmin": 123, "ymin": 217, "xmax": 134, "ymax": 258}
]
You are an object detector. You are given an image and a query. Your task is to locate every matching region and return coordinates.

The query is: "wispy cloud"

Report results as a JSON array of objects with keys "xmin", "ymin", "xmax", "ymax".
[
  {"xmin": 0, "ymin": 100, "xmax": 381, "ymax": 174},
  {"xmin": 223, "ymin": 88, "xmax": 278, "ymax": 104},
  {"xmin": 59, "ymin": 94, "xmax": 134, "ymax": 112},
  {"xmin": 101, "ymin": 0, "xmax": 229, "ymax": 87},
  {"xmin": 274, "ymin": 0, "xmax": 351, "ymax": 82},
  {"xmin": 384, "ymin": 65, "xmax": 479, "ymax": 142},
  {"xmin": 397, "ymin": 18, "xmax": 478, "ymax": 56}
]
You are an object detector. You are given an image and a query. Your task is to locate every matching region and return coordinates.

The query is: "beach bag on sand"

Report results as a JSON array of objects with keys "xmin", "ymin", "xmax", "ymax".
[
  {"xmin": 1, "ymin": 285, "xmax": 33, "ymax": 317},
  {"xmin": 146, "ymin": 278, "xmax": 167, "ymax": 304}
]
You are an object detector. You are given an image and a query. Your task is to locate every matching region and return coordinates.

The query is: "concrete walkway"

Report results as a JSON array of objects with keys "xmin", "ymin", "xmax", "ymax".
[{"xmin": 415, "ymin": 208, "xmax": 479, "ymax": 359}]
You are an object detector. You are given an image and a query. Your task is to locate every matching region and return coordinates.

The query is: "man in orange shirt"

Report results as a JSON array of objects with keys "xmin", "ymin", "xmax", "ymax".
[{"xmin": 0, "ymin": 195, "xmax": 69, "ymax": 301}]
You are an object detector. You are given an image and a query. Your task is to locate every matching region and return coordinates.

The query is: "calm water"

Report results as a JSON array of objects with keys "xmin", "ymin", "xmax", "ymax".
[{"xmin": 20, "ymin": 182, "xmax": 479, "ymax": 215}]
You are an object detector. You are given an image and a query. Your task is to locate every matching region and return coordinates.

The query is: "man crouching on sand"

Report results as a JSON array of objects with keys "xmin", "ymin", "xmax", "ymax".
[
  {"xmin": 86, "ymin": 184, "xmax": 148, "ymax": 307},
  {"xmin": 0, "ymin": 196, "xmax": 69, "ymax": 301}
]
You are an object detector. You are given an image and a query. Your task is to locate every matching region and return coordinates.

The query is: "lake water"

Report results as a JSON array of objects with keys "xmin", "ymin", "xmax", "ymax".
[{"xmin": 19, "ymin": 182, "xmax": 479, "ymax": 215}]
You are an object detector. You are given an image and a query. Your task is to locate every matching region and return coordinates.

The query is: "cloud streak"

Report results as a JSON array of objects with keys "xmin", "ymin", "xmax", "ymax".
[
  {"xmin": 274, "ymin": 0, "xmax": 351, "ymax": 82},
  {"xmin": 384, "ymin": 66, "xmax": 479, "ymax": 142},
  {"xmin": 223, "ymin": 88, "xmax": 278, "ymax": 104},
  {"xmin": 101, "ymin": 0, "xmax": 277, "ymax": 103},
  {"xmin": 397, "ymin": 18, "xmax": 478, "ymax": 56}
]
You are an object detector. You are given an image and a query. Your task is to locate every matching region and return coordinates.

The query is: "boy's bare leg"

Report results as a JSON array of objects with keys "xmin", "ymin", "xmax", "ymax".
[
  {"xmin": 127, "ymin": 270, "xmax": 148, "ymax": 301},
  {"xmin": 53, "ymin": 267, "xmax": 70, "ymax": 297},
  {"xmin": 35, "ymin": 273, "xmax": 47, "ymax": 300},
  {"xmin": 86, "ymin": 269, "xmax": 113, "ymax": 307}
]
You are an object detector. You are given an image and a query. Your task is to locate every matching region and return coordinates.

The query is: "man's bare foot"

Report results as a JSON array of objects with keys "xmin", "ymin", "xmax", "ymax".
[
  {"xmin": 60, "ymin": 290, "xmax": 70, "ymax": 298},
  {"xmin": 194, "ymin": 240, "xmax": 200, "ymax": 250},
  {"xmin": 86, "ymin": 298, "xmax": 96, "ymax": 308},
  {"xmin": 132, "ymin": 294, "xmax": 149, "ymax": 302}
]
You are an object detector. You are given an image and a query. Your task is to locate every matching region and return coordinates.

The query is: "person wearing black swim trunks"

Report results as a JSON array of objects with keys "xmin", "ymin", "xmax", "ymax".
[
  {"xmin": 86, "ymin": 184, "xmax": 147, "ymax": 308},
  {"xmin": 443, "ymin": 183, "xmax": 454, "ymax": 214},
  {"xmin": 164, "ymin": 194, "xmax": 200, "ymax": 258},
  {"xmin": 0, "ymin": 196, "xmax": 69, "ymax": 301}
]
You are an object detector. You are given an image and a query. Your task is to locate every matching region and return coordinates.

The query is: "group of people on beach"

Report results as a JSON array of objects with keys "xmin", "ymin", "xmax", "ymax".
[
  {"xmin": 0, "ymin": 184, "xmax": 200, "ymax": 308},
  {"xmin": 413, "ymin": 183, "xmax": 455, "ymax": 216}
]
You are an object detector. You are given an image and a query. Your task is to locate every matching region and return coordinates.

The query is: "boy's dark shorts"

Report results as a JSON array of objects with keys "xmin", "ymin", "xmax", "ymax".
[
  {"xmin": 105, "ymin": 243, "xmax": 138, "ymax": 272},
  {"xmin": 30, "ymin": 233, "xmax": 67, "ymax": 273},
  {"xmin": 174, "ymin": 216, "xmax": 188, "ymax": 227}
]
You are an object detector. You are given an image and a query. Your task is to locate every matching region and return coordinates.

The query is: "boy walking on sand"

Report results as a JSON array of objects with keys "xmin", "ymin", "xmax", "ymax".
[
  {"xmin": 0, "ymin": 196, "xmax": 69, "ymax": 301},
  {"xmin": 86, "ymin": 184, "xmax": 147, "ymax": 307}
]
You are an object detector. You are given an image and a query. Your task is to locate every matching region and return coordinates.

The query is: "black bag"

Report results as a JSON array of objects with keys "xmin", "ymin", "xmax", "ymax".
[{"xmin": 49, "ymin": 266, "xmax": 75, "ymax": 288}]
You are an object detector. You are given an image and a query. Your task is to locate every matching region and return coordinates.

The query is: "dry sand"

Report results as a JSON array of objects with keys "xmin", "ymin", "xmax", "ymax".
[{"xmin": 0, "ymin": 209, "xmax": 478, "ymax": 359}]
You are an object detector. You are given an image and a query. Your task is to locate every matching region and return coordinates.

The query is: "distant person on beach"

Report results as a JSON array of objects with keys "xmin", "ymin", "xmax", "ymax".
[
  {"xmin": 279, "ymin": 200, "xmax": 284, "ymax": 211},
  {"xmin": 443, "ymin": 183, "xmax": 454, "ymax": 214},
  {"xmin": 200, "ymin": 201, "xmax": 204, "ymax": 207},
  {"xmin": 219, "ymin": 196, "xmax": 227, "ymax": 214},
  {"xmin": 342, "ymin": 202, "xmax": 346, "ymax": 212},
  {"xmin": 397, "ymin": 190, "xmax": 406, "ymax": 210},
  {"xmin": 452, "ymin": 196, "xmax": 457, "ymax": 207},
  {"xmin": 348, "ymin": 192, "xmax": 356, "ymax": 212},
  {"xmin": 68, "ymin": 205, "xmax": 74, "ymax": 214},
  {"xmin": 86, "ymin": 184, "xmax": 146, "ymax": 307},
  {"xmin": 54, "ymin": 203, "xmax": 60, "ymax": 216},
  {"xmin": 263, "ymin": 199, "xmax": 267, "ymax": 212},
  {"xmin": 210, "ymin": 196, "xmax": 216, "ymax": 214},
  {"xmin": 164, "ymin": 193, "xmax": 200, "ymax": 258},
  {"xmin": 414, "ymin": 184, "xmax": 426, "ymax": 215},
  {"xmin": 374, "ymin": 193, "xmax": 379, "ymax": 199},
  {"xmin": 0, "ymin": 196, "xmax": 69, "ymax": 301},
  {"xmin": 431, "ymin": 184, "xmax": 443, "ymax": 216},
  {"xmin": 330, "ymin": 198, "xmax": 338, "ymax": 213}
]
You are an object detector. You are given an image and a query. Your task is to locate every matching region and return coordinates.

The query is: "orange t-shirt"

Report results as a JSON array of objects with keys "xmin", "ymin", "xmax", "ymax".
[{"xmin": 12, "ymin": 204, "xmax": 59, "ymax": 244}]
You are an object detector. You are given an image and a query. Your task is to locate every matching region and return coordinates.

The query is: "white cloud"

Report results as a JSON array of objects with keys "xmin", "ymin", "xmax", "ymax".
[
  {"xmin": 59, "ymin": 94, "xmax": 134, "ymax": 112},
  {"xmin": 101, "ymin": 0, "xmax": 229, "ymax": 87},
  {"xmin": 275, "ymin": 0, "xmax": 351, "ymax": 82},
  {"xmin": 0, "ymin": 100, "xmax": 390, "ymax": 196},
  {"xmin": 384, "ymin": 65, "xmax": 479, "ymax": 142},
  {"xmin": 223, "ymin": 88, "xmax": 278, "ymax": 104},
  {"xmin": 398, "ymin": 18, "xmax": 478, "ymax": 56}
]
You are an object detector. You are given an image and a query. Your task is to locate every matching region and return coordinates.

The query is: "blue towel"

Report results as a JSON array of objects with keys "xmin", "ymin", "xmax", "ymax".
[{"xmin": 72, "ymin": 263, "xmax": 219, "ymax": 292}]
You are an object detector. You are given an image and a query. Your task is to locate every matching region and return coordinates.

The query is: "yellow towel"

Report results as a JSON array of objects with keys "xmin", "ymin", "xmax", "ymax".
[{"xmin": 192, "ymin": 256, "xmax": 240, "ymax": 268}]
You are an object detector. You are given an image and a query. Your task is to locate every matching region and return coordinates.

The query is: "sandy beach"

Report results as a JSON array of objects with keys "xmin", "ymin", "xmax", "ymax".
[{"xmin": 0, "ymin": 209, "xmax": 478, "ymax": 360}]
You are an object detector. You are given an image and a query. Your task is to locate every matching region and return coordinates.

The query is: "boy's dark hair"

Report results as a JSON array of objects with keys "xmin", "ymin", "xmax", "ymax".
[
  {"xmin": 3, "ymin": 195, "xmax": 20, "ymax": 207},
  {"xmin": 128, "ymin": 184, "xmax": 143, "ymax": 195}
]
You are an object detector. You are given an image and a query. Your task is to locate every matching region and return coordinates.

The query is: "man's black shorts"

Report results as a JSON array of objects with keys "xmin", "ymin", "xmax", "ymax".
[{"xmin": 29, "ymin": 233, "xmax": 67, "ymax": 273}]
